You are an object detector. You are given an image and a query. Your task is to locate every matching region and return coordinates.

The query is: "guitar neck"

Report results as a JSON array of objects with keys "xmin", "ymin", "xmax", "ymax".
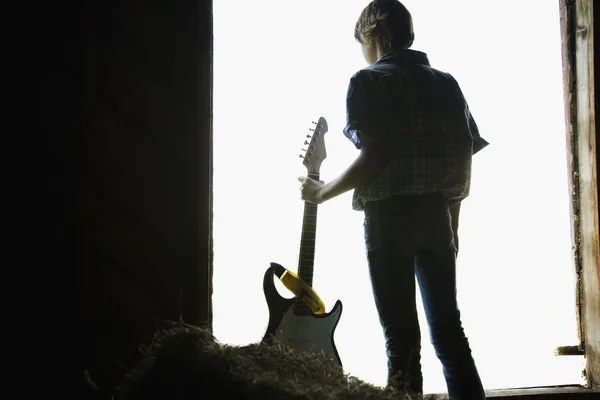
[{"xmin": 298, "ymin": 172, "xmax": 320, "ymax": 287}]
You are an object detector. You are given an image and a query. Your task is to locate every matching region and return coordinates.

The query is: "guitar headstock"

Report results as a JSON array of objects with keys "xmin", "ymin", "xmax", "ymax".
[{"xmin": 299, "ymin": 117, "xmax": 328, "ymax": 174}]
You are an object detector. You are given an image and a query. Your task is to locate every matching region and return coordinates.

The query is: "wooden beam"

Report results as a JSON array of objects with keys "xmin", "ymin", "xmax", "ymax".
[
  {"xmin": 425, "ymin": 385, "xmax": 599, "ymax": 399},
  {"xmin": 484, "ymin": 385, "xmax": 599, "ymax": 399},
  {"xmin": 559, "ymin": 0, "xmax": 600, "ymax": 389},
  {"xmin": 560, "ymin": 0, "xmax": 585, "ymax": 357},
  {"xmin": 554, "ymin": 345, "xmax": 585, "ymax": 356}
]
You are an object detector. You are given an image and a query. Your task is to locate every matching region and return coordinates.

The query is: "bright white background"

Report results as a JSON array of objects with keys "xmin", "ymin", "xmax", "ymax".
[{"xmin": 212, "ymin": 0, "xmax": 584, "ymax": 393}]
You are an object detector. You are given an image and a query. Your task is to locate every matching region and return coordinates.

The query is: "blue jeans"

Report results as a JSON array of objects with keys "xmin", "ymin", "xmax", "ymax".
[{"xmin": 364, "ymin": 194, "xmax": 485, "ymax": 399}]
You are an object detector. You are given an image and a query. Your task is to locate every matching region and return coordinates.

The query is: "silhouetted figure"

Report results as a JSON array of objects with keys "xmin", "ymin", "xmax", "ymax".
[{"xmin": 298, "ymin": 1, "xmax": 488, "ymax": 398}]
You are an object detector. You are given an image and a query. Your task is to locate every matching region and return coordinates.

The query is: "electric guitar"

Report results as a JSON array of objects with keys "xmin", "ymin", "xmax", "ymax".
[{"xmin": 261, "ymin": 117, "xmax": 343, "ymax": 366}]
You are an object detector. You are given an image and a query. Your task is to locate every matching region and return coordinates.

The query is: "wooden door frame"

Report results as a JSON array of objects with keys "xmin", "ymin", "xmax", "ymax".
[{"xmin": 559, "ymin": 0, "xmax": 599, "ymax": 389}]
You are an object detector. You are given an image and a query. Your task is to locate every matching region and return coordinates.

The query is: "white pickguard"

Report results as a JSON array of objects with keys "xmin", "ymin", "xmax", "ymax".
[{"xmin": 275, "ymin": 305, "xmax": 342, "ymax": 362}]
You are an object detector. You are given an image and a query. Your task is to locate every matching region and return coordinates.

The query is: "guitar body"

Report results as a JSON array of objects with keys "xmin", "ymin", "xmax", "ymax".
[{"xmin": 262, "ymin": 262, "xmax": 343, "ymax": 366}]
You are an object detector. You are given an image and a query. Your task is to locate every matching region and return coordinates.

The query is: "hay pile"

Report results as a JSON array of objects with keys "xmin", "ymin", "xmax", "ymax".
[{"xmin": 118, "ymin": 322, "xmax": 435, "ymax": 400}]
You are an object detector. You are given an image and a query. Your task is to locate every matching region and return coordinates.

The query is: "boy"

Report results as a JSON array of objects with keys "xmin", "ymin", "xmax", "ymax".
[{"xmin": 298, "ymin": 1, "xmax": 488, "ymax": 398}]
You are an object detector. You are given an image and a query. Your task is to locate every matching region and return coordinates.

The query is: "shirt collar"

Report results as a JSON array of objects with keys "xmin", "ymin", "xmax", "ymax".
[{"xmin": 378, "ymin": 49, "xmax": 430, "ymax": 66}]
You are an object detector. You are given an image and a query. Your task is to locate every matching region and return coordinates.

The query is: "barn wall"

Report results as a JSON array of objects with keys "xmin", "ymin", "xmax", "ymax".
[{"xmin": 78, "ymin": 0, "xmax": 213, "ymax": 394}]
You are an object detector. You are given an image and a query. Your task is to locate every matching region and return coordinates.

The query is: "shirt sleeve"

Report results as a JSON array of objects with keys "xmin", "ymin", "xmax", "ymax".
[
  {"xmin": 448, "ymin": 72, "xmax": 489, "ymax": 155},
  {"xmin": 343, "ymin": 70, "xmax": 386, "ymax": 149},
  {"xmin": 466, "ymin": 105, "xmax": 489, "ymax": 155}
]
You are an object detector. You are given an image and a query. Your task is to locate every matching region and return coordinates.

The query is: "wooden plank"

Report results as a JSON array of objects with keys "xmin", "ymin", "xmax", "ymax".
[
  {"xmin": 425, "ymin": 385, "xmax": 599, "ymax": 399},
  {"xmin": 560, "ymin": 0, "xmax": 600, "ymax": 389},
  {"xmin": 574, "ymin": 0, "xmax": 600, "ymax": 389},
  {"xmin": 560, "ymin": 0, "xmax": 585, "ymax": 356},
  {"xmin": 484, "ymin": 385, "xmax": 600, "ymax": 399}
]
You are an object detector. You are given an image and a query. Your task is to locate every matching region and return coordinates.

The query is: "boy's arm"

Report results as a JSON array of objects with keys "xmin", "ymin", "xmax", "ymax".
[
  {"xmin": 298, "ymin": 133, "xmax": 384, "ymax": 204},
  {"xmin": 299, "ymin": 70, "xmax": 387, "ymax": 204},
  {"xmin": 318, "ymin": 134, "xmax": 384, "ymax": 203}
]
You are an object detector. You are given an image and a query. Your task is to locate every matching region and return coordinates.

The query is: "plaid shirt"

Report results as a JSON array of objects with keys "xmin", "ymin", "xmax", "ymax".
[{"xmin": 343, "ymin": 50, "xmax": 488, "ymax": 211}]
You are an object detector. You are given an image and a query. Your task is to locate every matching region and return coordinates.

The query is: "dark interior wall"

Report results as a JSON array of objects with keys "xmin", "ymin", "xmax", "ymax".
[
  {"xmin": 5, "ymin": 2, "xmax": 212, "ymax": 396},
  {"xmin": 5, "ymin": 5, "xmax": 86, "ymax": 397},
  {"xmin": 3, "ymin": 0, "xmax": 212, "ymax": 396},
  {"xmin": 78, "ymin": 0, "xmax": 213, "ymax": 394}
]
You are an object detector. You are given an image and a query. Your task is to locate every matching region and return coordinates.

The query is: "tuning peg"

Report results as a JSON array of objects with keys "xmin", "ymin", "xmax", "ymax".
[
  {"xmin": 306, "ymin": 134, "xmax": 312, "ymax": 138},
  {"xmin": 312, "ymin": 121, "xmax": 317, "ymax": 124},
  {"xmin": 303, "ymin": 140, "xmax": 310, "ymax": 145},
  {"xmin": 299, "ymin": 154, "xmax": 304, "ymax": 158},
  {"xmin": 309, "ymin": 128, "xmax": 315, "ymax": 131},
  {"xmin": 302, "ymin": 148, "xmax": 307, "ymax": 152}
]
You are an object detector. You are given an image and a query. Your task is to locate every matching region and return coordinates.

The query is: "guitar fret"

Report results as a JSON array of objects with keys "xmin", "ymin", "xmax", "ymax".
[{"xmin": 297, "ymin": 173, "xmax": 320, "ymax": 284}]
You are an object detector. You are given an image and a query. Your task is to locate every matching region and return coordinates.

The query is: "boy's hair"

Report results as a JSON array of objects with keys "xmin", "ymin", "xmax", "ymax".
[{"xmin": 354, "ymin": 0, "xmax": 414, "ymax": 50}]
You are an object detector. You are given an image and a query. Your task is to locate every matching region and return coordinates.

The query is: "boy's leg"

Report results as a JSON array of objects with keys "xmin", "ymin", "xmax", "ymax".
[
  {"xmin": 366, "ymin": 248, "xmax": 422, "ymax": 393},
  {"xmin": 415, "ymin": 248, "xmax": 485, "ymax": 400},
  {"xmin": 364, "ymin": 198, "xmax": 423, "ymax": 394}
]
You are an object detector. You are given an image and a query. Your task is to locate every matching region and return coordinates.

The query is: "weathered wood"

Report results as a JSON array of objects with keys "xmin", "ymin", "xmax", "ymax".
[
  {"xmin": 559, "ymin": 0, "xmax": 600, "ymax": 389},
  {"xmin": 485, "ymin": 385, "xmax": 599, "ymax": 399},
  {"xmin": 554, "ymin": 345, "xmax": 585, "ymax": 356},
  {"xmin": 425, "ymin": 385, "xmax": 599, "ymax": 399},
  {"xmin": 560, "ymin": 0, "xmax": 585, "ymax": 354},
  {"xmin": 573, "ymin": 0, "xmax": 600, "ymax": 389}
]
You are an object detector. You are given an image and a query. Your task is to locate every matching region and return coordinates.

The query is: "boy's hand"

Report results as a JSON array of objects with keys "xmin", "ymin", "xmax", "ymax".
[{"xmin": 298, "ymin": 176, "xmax": 325, "ymax": 204}]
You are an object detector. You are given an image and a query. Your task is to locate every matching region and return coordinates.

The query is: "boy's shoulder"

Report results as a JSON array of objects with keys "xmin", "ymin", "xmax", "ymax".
[{"xmin": 351, "ymin": 50, "xmax": 459, "ymax": 85}]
